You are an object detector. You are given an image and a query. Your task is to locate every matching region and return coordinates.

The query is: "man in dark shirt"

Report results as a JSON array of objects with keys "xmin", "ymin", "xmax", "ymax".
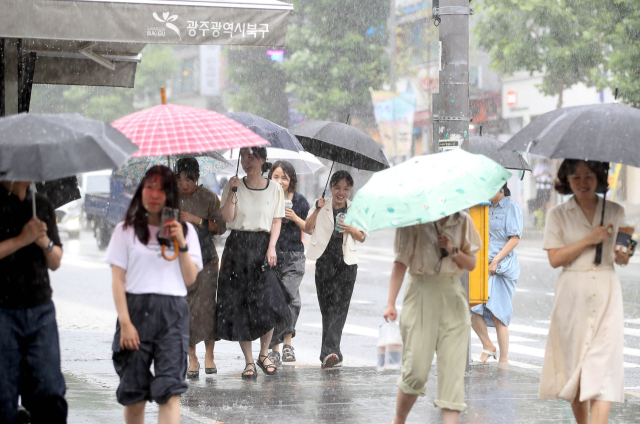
[{"xmin": 0, "ymin": 181, "xmax": 67, "ymax": 424}]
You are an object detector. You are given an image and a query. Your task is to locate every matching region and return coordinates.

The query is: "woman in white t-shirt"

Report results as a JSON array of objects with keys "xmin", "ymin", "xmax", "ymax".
[
  {"xmin": 218, "ymin": 147, "xmax": 288, "ymax": 379},
  {"xmin": 105, "ymin": 166, "xmax": 203, "ymax": 424}
]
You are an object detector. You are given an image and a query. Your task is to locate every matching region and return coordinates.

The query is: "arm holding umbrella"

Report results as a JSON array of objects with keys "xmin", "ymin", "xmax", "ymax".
[
  {"xmin": 547, "ymin": 224, "xmax": 612, "ymax": 269},
  {"xmin": 304, "ymin": 197, "xmax": 325, "ymax": 234}
]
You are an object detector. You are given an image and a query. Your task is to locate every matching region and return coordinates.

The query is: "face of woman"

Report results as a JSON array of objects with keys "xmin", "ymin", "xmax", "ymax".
[
  {"xmin": 489, "ymin": 189, "xmax": 505, "ymax": 205},
  {"xmin": 141, "ymin": 175, "xmax": 167, "ymax": 216},
  {"xmin": 177, "ymin": 172, "xmax": 197, "ymax": 196},
  {"xmin": 330, "ymin": 179, "xmax": 352, "ymax": 208},
  {"xmin": 270, "ymin": 167, "xmax": 290, "ymax": 192},
  {"xmin": 240, "ymin": 149, "xmax": 265, "ymax": 176},
  {"xmin": 568, "ymin": 162, "xmax": 598, "ymax": 202}
]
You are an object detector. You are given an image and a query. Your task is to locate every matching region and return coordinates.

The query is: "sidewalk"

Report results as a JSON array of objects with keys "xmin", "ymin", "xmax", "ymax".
[{"xmin": 65, "ymin": 357, "xmax": 640, "ymax": 423}]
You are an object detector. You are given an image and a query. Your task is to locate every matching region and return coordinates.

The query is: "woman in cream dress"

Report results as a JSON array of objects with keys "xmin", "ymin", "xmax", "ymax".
[{"xmin": 540, "ymin": 159, "xmax": 631, "ymax": 424}]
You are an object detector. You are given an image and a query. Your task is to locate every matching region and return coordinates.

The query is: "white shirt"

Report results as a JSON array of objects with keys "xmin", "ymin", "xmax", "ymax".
[
  {"xmin": 220, "ymin": 178, "xmax": 285, "ymax": 232},
  {"xmin": 105, "ymin": 222, "xmax": 203, "ymax": 297}
]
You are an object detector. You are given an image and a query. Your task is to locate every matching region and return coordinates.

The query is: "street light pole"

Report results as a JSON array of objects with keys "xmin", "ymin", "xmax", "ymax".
[{"xmin": 388, "ymin": 0, "xmax": 397, "ymax": 158}]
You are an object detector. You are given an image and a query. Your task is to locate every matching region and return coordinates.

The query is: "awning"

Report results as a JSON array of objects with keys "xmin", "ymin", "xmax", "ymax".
[
  {"xmin": 0, "ymin": 0, "xmax": 292, "ymax": 47},
  {"xmin": 0, "ymin": 0, "xmax": 293, "ymax": 89},
  {"xmin": 413, "ymin": 110, "xmax": 431, "ymax": 127}
]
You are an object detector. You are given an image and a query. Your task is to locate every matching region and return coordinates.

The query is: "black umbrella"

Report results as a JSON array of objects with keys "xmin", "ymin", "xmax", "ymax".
[
  {"xmin": 461, "ymin": 135, "xmax": 531, "ymax": 173},
  {"xmin": 35, "ymin": 177, "xmax": 81, "ymax": 210},
  {"xmin": 226, "ymin": 112, "xmax": 304, "ymax": 152},
  {"xmin": 499, "ymin": 102, "xmax": 640, "ymax": 265},
  {"xmin": 0, "ymin": 112, "xmax": 138, "ymax": 215},
  {"xmin": 292, "ymin": 118, "xmax": 390, "ymax": 197}
]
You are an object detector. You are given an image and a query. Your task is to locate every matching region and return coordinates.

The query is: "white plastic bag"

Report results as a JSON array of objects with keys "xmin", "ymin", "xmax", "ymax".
[{"xmin": 377, "ymin": 321, "xmax": 404, "ymax": 371}]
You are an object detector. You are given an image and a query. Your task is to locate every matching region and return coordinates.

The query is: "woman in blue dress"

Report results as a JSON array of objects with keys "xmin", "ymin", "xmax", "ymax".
[{"xmin": 471, "ymin": 183, "xmax": 523, "ymax": 364}]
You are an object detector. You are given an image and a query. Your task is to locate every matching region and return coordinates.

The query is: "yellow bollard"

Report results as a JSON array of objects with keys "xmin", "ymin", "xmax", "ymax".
[{"xmin": 469, "ymin": 204, "xmax": 489, "ymax": 307}]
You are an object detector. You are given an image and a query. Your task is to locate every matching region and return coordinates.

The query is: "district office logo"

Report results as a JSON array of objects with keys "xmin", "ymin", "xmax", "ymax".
[{"xmin": 148, "ymin": 12, "xmax": 181, "ymax": 39}]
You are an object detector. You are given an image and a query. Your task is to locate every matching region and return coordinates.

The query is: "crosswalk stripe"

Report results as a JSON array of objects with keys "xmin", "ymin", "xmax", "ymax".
[{"xmin": 470, "ymin": 353, "xmax": 541, "ymax": 370}]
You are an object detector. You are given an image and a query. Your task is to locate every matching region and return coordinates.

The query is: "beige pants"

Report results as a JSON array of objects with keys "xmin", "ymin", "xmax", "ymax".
[{"xmin": 397, "ymin": 274, "xmax": 470, "ymax": 411}]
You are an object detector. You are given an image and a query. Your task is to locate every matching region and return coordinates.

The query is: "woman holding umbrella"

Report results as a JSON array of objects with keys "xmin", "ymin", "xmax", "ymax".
[
  {"xmin": 267, "ymin": 160, "xmax": 311, "ymax": 364},
  {"xmin": 175, "ymin": 158, "xmax": 227, "ymax": 377},
  {"xmin": 471, "ymin": 183, "xmax": 523, "ymax": 364},
  {"xmin": 539, "ymin": 159, "xmax": 630, "ymax": 424},
  {"xmin": 217, "ymin": 147, "xmax": 288, "ymax": 378},
  {"xmin": 305, "ymin": 171, "xmax": 367, "ymax": 369},
  {"xmin": 383, "ymin": 211, "xmax": 481, "ymax": 424}
]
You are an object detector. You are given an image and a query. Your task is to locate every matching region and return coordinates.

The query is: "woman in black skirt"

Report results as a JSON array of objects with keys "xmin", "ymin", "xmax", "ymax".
[
  {"xmin": 305, "ymin": 171, "xmax": 366, "ymax": 368},
  {"xmin": 218, "ymin": 147, "xmax": 288, "ymax": 378}
]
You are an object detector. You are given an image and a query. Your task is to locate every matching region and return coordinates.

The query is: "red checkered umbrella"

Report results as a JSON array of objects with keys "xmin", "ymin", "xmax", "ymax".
[{"xmin": 112, "ymin": 102, "xmax": 268, "ymax": 158}]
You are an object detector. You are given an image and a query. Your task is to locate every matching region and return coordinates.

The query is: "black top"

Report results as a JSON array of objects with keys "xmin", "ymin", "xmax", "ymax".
[
  {"xmin": 0, "ymin": 185, "xmax": 62, "ymax": 309},
  {"xmin": 276, "ymin": 191, "xmax": 310, "ymax": 252}
]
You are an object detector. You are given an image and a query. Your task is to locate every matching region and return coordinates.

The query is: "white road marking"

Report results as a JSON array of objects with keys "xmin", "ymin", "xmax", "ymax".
[
  {"xmin": 303, "ymin": 323, "xmax": 379, "ymax": 338},
  {"xmin": 351, "ymin": 300, "xmax": 374, "ymax": 305},
  {"xmin": 470, "ymin": 332, "xmax": 537, "ymax": 343},
  {"xmin": 61, "ymin": 256, "xmax": 109, "ymax": 269},
  {"xmin": 508, "ymin": 324, "xmax": 549, "ymax": 336},
  {"xmin": 625, "ymin": 319, "xmax": 640, "ymax": 325},
  {"xmin": 358, "ymin": 253, "xmax": 395, "ymax": 263},
  {"xmin": 470, "ymin": 353, "xmax": 541, "ymax": 370},
  {"xmin": 537, "ymin": 320, "xmax": 551, "ymax": 324},
  {"xmin": 181, "ymin": 408, "xmax": 222, "ymax": 424}
]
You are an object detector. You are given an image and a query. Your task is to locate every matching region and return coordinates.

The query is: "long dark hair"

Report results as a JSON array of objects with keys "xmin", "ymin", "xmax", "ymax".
[
  {"xmin": 268, "ymin": 160, "xmax": 298, "ymax": 192},
  {"xmin": 240, "ymin": 147, "xmax": 272, "ymax": 173},
  {"xmin": 501, "ymin": 183, "xmax": 511, "ymax": 197},
  {"xmin": 554, "ymin": 159, "xmax": 609, "ymax": 195},
  {"xmin": 123, "ymin": 165, "xmax": 188, "ymax": 245},
  {"xmin": 330, "ymin": 170, "xmax": 354, "ymax": 188}
]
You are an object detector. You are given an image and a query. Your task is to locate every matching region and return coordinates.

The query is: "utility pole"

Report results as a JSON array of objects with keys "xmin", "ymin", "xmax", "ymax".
[
  {"xmin": 430, "ymin": 0, "xmax": 473, "ymax": 370},
  {"xmin": 388, "ymin": 0, "xmax": 397, "ymax": 159},
  {"xmin": 431, "ymin": 0, "xmax": 472, "ymax": 154}
]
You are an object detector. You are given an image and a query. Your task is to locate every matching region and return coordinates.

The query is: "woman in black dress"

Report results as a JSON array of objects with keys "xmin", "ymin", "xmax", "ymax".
[{"xmin": 218, "ymin": 147, "xmax": 288, "ymax": 378}]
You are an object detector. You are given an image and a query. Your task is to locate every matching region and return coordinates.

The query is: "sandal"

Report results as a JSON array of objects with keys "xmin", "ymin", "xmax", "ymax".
[
  {"xmin": 257, "ymin": 354, "xmax": 278, "ymax": 376},
  {"xmin": 241, "ymin": 363, "xmax": 257, "ymax": 379},
  {"xmin": 282, "ymin": 345, "xmax": 296, "ymax": 362},
  {"xmin": 267, "ymin": 350, "xmax": 281, "ymax": 366}
]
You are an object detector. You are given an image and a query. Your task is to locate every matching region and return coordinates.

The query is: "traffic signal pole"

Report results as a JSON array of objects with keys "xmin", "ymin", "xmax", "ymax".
[{"xmin": 431, "ymin": 0, "xmax": 474, "ymax": 370}]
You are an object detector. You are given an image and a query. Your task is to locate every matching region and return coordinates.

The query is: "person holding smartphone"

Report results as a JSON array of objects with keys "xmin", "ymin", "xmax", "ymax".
[
  {"xmin": 105, "ymin": 166, "xmax": 202, "ymax": 424},
  {"xmin": 305, "ymin": 171, "xmax": 366, "ymax": 369},
  {"xmin": 218, "ymin": 147, "xmax": 288, "ymax": 379}
]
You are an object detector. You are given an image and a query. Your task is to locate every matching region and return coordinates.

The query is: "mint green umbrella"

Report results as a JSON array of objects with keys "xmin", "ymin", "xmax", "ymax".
[{"xmin": 344, "ymin": 149, "xmax": 511, "ymax": 232}]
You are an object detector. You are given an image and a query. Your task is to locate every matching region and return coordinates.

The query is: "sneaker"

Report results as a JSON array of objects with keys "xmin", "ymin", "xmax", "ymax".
[{"xmin": 322, "ymin": 353, "xmax": 340, "ymax": 369}]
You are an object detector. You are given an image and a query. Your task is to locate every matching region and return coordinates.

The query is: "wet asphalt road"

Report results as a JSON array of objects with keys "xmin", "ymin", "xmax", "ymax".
[{"xmin": 50, "ymin": 228, "xmax": 640, "ymax": 423}]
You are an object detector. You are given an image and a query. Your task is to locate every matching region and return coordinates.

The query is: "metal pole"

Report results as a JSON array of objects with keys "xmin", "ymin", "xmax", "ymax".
[
  {"xmin": 389, "ymin": 0, "xmax": 397, "ymax": 157},
  {"xmin": 431, "ymin": 0, "xmax": 472, "ymax": 370},
  {"xmin": 1, "ymin": 38, "xmax": 20, "ymax": 117}
]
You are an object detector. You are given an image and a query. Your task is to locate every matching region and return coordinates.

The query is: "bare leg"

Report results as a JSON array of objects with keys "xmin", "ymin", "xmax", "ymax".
[
  {"xmin": 124, "ymin": 401, "xmax": 146, "ymax": 424},
  {"xmin": 492, "ymin": 316, "xmax": 509, "ymax": 364},
  {"xmin": 392, "ymin": 389, "xmax": 418, "ymax": 424},
  {"xmin": 570, "ymin": 387, "xmax": 589, "ymax": 424},
  {"xmin": 239, "ymin": 341, "xmax": 255, "ymax": 376},
  {"xmin": 471, "ymin": 312, "xmax": 496, "ymax": 361},
  {"xmin": 272, "ymin": 344, "xmax": 281, "ymax": 353},
  {"xmin": 441, "ymin": 409, "xmax": 461, "ymax": 424},
  {"xmin": 590, "ymin": 400, "xmax": 611, "ymax": 424},
  {"xmin": 188, "ymin": 345, "xmax": 199, "ymax": 372},
  {"xmin": 259, "ymin": 328, "xmax": 276, "ymax": 368},
  {"xmin": 283, "ymin": 333, "xmax": 293, "ymax": 346},
  {"xmin": 158, "ymin": 395, "xmax": 180, "ymax": 424},
  {"xmin": 204, "ymin": 339, "xmax": 216, "ymax": 369}
]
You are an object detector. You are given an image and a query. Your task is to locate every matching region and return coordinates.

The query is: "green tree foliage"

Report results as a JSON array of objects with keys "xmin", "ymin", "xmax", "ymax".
[
  {"xmin": 591, "ymin": 0, "xmax": 640, "ymax": 107},
  {"xmin": 283, "ymin": 0, "xmax": 389, "ymax": 121},
  {"xmin": 227, "ymin": 47, "xmax": 289, "ymax": 127},
  {"xmin": 30, "ymin": 45, "xmax": 177, "ymax": 122},
  {"xmin": 474, "ymin": 0, "xmax": 603, "ymax": 108},
  {"xmin": 228, "ymin": 0, "xmax": 390, "ymax": 123}
]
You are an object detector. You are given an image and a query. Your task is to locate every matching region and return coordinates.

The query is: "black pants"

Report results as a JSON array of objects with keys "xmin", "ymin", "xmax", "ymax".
[
  {"xmin": 314, "ymin": 250, "xmax": 357, "ymax": 362},
  {"xmin": 0, "ymin": 301, "xmax": 67, "ymax": 424}
]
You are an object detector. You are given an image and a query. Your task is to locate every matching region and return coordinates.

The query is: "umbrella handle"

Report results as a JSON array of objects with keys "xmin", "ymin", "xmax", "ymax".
[
  {"xmin": 320, "ymin": 161, "xmax": 335, "ymax": 199},
  {"xmin": 232, "ymin": 157, "xmax": 239, "ymax": 193},
  {"xmin": 433, "ymin": 222, "xmax": 449, "ymax": 258},
  {"xmin": 594, "ymin": 166, "xmax": 610, "ymax": 265},
  {"xmin": 162, "ymin": 237, "xmax": 179, "ymax": 261}
]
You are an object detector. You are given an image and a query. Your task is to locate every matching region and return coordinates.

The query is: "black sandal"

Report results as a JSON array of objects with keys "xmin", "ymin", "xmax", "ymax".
[
  {"xmin": 282, "ymin": 345, "xmax": 296, "ymax": 362},
  {"xmin": 257, "ymin": 354, "xmax": 278, "ymax": 376},
  {"xmin": 241, "ymin": 363, "xmax": 257, "ymax": 379}
]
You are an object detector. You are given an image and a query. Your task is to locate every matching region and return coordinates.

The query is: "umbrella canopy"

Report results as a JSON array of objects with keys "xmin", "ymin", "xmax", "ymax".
[
  {"xmin": 344, "ymin": 150, "xmax": 511, "ymax": 232},
  {"xmin": 112, "ymin": 103, "xmax": 268, "ymax": 157},
  {"xmin": 499, "ymin": 103, "xmax": 640, "ymax": 167},
  {"xmin": 115, "ymin": 151, "xmax": 232, "ymax": 180},
  {"xmin": 0, "ymin": 113, "xmax": 138, "ymax": 181},
  {"xmin": 223, "ymin": 147, "xmax": 323, "ymax": 175},
  {"xmin": 461, "ymin": 136, "xmax": 531, "ymax": 171},
  {"xmin": 291, "ymin": 121, "xmax": 390, "ymax": 172},
  {"xmin": 226, "ymin": 112, "xmax": 304, "ymax": 152},
  {"xmin": 35, "ymin": 177, "xmax": 81, "ymax": 210}
]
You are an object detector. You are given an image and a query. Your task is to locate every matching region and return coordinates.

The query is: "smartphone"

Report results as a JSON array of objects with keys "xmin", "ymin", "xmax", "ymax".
[{"xmin": 158, "ymin": 207, "xmax": 179, "ymax": 245}]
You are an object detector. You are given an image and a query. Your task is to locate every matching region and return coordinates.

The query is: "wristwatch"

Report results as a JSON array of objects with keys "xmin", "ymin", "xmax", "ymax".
[
  {"xmin": 450, "ymin": 247, "xmax": 459, "ymax": 258},
  {"xmin": 179, "ymin": 244, "xmax": 189, "ymax": 252},
  {"xmin": 44, "ymin": 239, "xmax": 54, "ymax": 253}
]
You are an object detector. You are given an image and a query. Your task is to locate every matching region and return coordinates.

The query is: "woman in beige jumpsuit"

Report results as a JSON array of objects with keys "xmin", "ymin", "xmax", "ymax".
[
  {"xmin": 383, "ymin": 212, "xmax": 481, "ymax": 424},
  {"xmin": 540, "ymin": 160, "xmax": 631, "ymax": 424}
]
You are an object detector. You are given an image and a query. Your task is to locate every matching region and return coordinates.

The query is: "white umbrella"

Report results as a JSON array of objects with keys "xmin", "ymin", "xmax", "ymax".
[{"xmin": 223, "ymin": 147, "xmax": 324, "ymax": 175}]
